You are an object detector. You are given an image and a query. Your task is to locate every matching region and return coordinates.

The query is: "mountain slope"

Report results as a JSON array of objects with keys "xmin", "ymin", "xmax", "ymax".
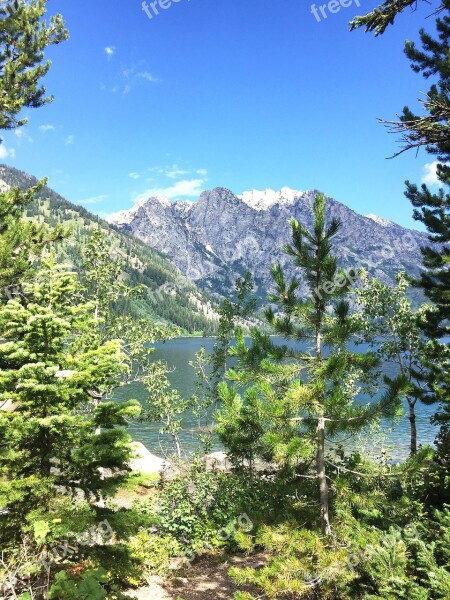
[
  {"xmin": 0, "ymin": 164, "xmax": 219, "ymax": 334},
  {"xmin": 109, "ymin": 186, "xmax": 429, "ymax": 302}
]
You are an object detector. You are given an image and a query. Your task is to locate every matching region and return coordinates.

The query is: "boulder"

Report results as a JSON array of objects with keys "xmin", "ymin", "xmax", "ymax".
[{"xmin": 128, "ymin": 442, "xmax": 179, "ymax": 480}]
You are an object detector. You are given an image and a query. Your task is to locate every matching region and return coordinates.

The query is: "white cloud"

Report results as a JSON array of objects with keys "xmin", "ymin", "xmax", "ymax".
[
  {"xmin": 0, "ymin": 144, "xmax": 16, "ymax": 159},
  {"xmin": 65, "ymin": 135, "xmax": 75, "ymax": 146},
  {"xmin": 14, "ymin": 128, "xmax": 33, "ymax": 143},
  {"xmin": 39, "ymin": 124, "xmax": 55, "ymax": 133},
  {"xmin": 78, "ymin": 194, "xmax": 107, "ymax": 205},
  {"xmin": 135, "ymin": 178, "xmax": 205, "ymax": 202},
  {"xmin": 126, "ymin": 164, "xmax": 208, "ymax": 207},
  {"xmin": 112, "ymin": 65, "xmax": 159, "ymax": 94},
  {"xmin": 165, "ymin": 164, "xmax": 190, "ymax": 179},
  {"xmin": 421, "ymin": 161, "xmax": 450, "ymax": 186},
  {"xmin": 137, "ymin": 71, "xmax": 158, "ymax": 83},
  {"xmin": 148, "ymin": 164, "xmax": 208, "ymax": 180},
  {"xmin": 104, "ymin": 46, "xmax": 116, "ymax": 59}
]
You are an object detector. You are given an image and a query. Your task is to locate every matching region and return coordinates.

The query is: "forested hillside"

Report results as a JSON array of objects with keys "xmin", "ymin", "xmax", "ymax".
[{"xmin": 0, "ymin": 164, "xmax": 219, "ymax": 335}]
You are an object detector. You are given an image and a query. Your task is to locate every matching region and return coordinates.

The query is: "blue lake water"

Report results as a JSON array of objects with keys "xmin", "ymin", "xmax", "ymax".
[{"xmin": 114, "ymin": 337, "xmax": 438, "ymax": 461}]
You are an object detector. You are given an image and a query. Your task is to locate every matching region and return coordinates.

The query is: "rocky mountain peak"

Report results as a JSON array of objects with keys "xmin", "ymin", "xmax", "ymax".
[
  {"xmin": 109, "ymin": 194, "xmax": 171, "ymax": 225},
  {"xmin": 196, "ymin": 187, "xmax": 241, "ymax": 208},
  {"xmin": 109, "ymin": 186, "xmax": 429, "ymax": 302}
]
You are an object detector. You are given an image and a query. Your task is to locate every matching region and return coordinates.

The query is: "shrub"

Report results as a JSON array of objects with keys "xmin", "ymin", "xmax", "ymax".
[{"xmin": 48, "ymin": 567, "xmax": 128, "ymax": 600}]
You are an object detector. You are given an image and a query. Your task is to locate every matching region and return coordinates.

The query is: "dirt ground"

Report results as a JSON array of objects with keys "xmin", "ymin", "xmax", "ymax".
[
  {"xmin": 118, "ymin": 482, "xmax": 267, "ymax": 599},
  {"xmin": 128, "ymin": 553, "xmax": 268, "ymax": 600}
]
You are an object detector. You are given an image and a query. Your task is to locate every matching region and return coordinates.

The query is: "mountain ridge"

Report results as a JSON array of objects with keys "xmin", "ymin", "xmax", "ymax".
[{"xmin": 109, "ymin": 186, "xmax": 429, "ymax": 302}]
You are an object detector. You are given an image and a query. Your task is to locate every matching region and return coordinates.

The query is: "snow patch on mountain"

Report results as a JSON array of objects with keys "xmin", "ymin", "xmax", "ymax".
[
  {"xmin": 365, "ymin": 214, "xmax": 394, "ymax": 227},
  {"xmin": 239, "ymin": 187, "xmax": 302, "ymax": 211}
]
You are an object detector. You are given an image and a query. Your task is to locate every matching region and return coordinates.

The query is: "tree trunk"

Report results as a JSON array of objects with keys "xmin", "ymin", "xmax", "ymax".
[
  {"xmin": 317, "ymin": 412, "xmax": 331, "ymax": 536},
  {"xmin": 173, "ymin": 433, "xmax": 182, "ymax": 460},
  {"xmin": 408, "ymin": 399, "xmax": 417, "ymax": 455}
]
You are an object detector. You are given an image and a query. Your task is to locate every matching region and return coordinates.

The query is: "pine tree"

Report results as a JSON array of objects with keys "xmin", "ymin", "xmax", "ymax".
[
  {"xmin": 403, "ymin": 21, "xmax": 450, "ymax": 417},
  {"xmin": 0, "ymin": 0, "xmax": 68, "ymax": 130},
  {"xmin": 403, "ymin": 171, "xmax": 450, "ymax": 419},
  {"xmin": 217, "ymin": 194, "xmax": 405, "ymax": 536},
  {"xmin": 0, "ymin": 179, "xmax": 66, "ymax": 299},
  {"xmin": 0, "ymin": 0, "xmax": 68, "ymax": 298},
  {"xmin": 0, "ymin": 255, "xmax": 140, "ymax": 546},
  {"xmin": 349, "ymin": 0, "xmax": 435, "ymax": 36},
  {"xmin": 381, "ymin": 4, "xmax": 450, "ymax": 161},
  {"xmin": 353, "ymin": 0, "xmax": 450, "ymax": 438}
]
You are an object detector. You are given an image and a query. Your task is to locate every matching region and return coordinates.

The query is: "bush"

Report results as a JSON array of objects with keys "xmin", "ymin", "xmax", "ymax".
[
  {"xmin": 127, "ymin": 530, "xmax": 181, "ymax": 582},
  {"xmin": 158, "ymin": 462, "xmax": 237, "ymax": 549},
  {"xmin": 48, "ymin": 567, "xmax": 128, "ymax": 600},
  {"xmin": 157, "ymin": 460, "xmax": 298, "ymax": 551}
]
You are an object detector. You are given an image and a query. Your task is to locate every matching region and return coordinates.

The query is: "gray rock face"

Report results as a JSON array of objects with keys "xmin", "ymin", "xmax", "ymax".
[{"xmin": 110, "ymin": 187, "xmax": 429, "ymax": 301}]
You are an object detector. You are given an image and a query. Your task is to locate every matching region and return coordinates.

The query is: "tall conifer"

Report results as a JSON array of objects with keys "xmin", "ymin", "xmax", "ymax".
[{"xmin": 218, "ymin": 194, "xmax": 405, "ymax": 535}]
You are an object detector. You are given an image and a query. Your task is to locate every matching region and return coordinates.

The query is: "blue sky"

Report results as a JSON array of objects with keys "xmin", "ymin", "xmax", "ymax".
[{"xmin": 1, "ymin": 0, "xmax": 443, "ymax": 228}]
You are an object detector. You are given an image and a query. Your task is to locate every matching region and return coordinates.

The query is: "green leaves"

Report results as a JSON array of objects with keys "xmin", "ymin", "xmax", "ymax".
[
  {"xmin": 48, "ymin": 568, "xmax": 124, "ymax": 600},
  {"xmin": 355, "ymin": 270, "xmax": 433, "ymax": 454},
  {"xmin": 32, "ymin": 519, "xmax": 50, "ymax": 543}
]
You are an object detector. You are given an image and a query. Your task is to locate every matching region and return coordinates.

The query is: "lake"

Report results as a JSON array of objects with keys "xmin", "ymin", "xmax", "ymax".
[{"xmin": 114, "ymin": 337, "xmax": 438, "ymax": 461}]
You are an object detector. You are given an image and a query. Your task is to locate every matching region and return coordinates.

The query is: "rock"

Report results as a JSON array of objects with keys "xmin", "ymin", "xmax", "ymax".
[
  {"xmin": 171, "ymin": 576, "xmax": 189, "ymax": 586},
  {"xmin": 126, "ymin": 578, "xmax": 170, "ymax": 600},
  {"xmin": 159, "ymin": 462, "xmax": 181, "ymax": 483},
  {"xmin": 203, "ymin": 451, "xmax": 278, "ymax": 474},
  {"xmin": 128, "ymin": 442, "xmax": 176, "ymax": 479},
  {"xmin": 203, "ymin": 451, "xmax": 233, "ymax": 472},
  {"xmin": 168, "ymin": 557, "xmax": 191, "ymax": 570}
]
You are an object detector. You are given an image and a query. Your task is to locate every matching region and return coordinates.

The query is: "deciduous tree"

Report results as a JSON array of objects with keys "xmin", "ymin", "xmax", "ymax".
[{"xmin": 355, "ymin": 270, "xmax": 433, "ymax": 455}]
